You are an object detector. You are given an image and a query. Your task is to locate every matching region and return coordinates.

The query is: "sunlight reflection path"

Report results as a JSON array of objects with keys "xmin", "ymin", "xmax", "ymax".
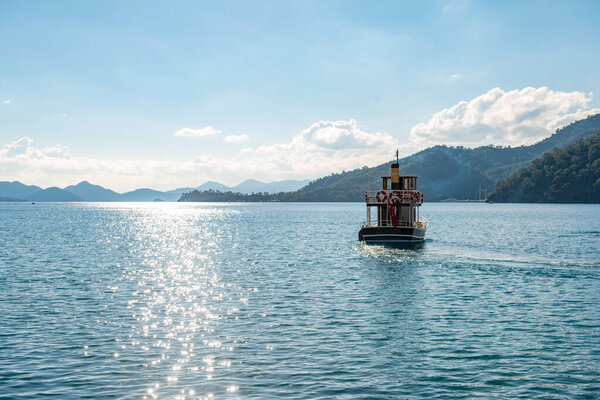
[{"xmin": 110, "ymin": 205, "xmax": 247, "ymax": 399}]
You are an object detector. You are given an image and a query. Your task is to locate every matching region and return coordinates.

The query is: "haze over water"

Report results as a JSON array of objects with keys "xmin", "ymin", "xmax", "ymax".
[{"xmin": 1, "ymin": 203, "xmax": 599, "ymax": 398}]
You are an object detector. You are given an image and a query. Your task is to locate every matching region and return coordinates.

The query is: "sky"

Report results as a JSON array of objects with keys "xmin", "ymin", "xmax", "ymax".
[{"xmin": 1, "ymin": 0, "xmax": 600, "ymax": 191}]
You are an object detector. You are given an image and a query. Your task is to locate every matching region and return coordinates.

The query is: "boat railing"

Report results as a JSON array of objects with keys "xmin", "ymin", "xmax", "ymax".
[
  {"xmin": 361, "ymin": 219, "xmax": 428, "ymax": 229},
  {"xmin": 365, "ymin": 190, "xmax": 423, "ymax": 204}
]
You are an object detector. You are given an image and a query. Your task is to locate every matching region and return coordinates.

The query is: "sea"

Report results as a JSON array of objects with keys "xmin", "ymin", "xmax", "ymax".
[{"xmin": 1, "ymin": 202, "xmax": 599, "ymax": 399}]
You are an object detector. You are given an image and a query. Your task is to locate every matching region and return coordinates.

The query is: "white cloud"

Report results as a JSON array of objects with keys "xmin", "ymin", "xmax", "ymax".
[
  {"xmin": 410, "ymin": 87, "xmax": 600, "ymax": 147},
  {"xmin": 42, "ymin": 144, "xmax": 71, "ymax": 158},
  {"xmin": 0, "ymin": 137, "xmax": 70, "ymax": 159},
  {"xmin": 224, "ymin": 134, "xmax": 249, "ymax": 143},
  {"xmin": 248, "ymin": 119, "xmax": 408, "ymax": 179},
  {"xmin": 450, "ymin": 73, "xmax": 462, "ymax": 80},
  {"xmin": 1, "ymin": 137, "xmax": 35, "ymax": 158},
  {"xmin": 256, "ymin": 119, "xmax": 398, "ymax": 155},
  {"xmin": 2, "ymin": 99, "xmax": 10, "ymax": 105},
  {"xmin": 174, "ymin": 126, "xmax": 221, "ymax": 137},
  {"xmin": 299, "ymin": 119, "xmax": 396, "ymax": 150}
]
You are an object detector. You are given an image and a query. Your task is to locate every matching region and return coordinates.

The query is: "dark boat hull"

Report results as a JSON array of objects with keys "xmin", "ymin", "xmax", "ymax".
[{"xmin": 359, "ymin": 226, "xmax": 426, "ymax": 244}]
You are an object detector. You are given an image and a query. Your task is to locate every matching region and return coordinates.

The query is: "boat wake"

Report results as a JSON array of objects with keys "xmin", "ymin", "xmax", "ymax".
[
  {"xmin": 428, "ymin": 247, "xmax": 599, "ymax": 270},
  {"xmin": 355, "ymin": 241, "xmax": 598, "ymax": 271}
]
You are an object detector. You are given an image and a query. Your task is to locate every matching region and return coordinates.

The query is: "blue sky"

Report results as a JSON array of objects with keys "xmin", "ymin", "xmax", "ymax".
[{"xmin": 1, "ymin": 0, "xmax": 600, "ymax": 190}]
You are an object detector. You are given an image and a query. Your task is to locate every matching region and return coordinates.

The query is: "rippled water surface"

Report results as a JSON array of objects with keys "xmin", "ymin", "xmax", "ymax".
[{"xmin": 1, "ymin": 202, "xmax": 599, "ymax": 399}]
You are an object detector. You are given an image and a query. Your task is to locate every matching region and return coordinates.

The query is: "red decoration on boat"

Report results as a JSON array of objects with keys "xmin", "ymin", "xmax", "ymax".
[{"xmin": 387, "ymin": 198, "xmax": 398, "ymax": 227}]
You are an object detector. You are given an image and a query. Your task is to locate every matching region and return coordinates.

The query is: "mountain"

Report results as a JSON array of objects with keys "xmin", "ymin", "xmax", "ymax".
[
  {"xmin": 197, "ymin": 181, "xmax": 230, "ymax": 192},
  {"xmin": 64, "ymin": 181, "xmax": 121, "ymax": 201},
  {"xmin": 27, "ymin": 187, "xmax": 84, "ymax": 202},
  {"xmin": 119, "ymin": 188, "xmax": 168, "ymax": 202},
  {"xmin": 274, "ymin": 114, "xmax": 600, "ymax": 202},
  {"xmin": 119, "ymin": 187, "xmax": 195, "ymax": 202},
  {"xmin": 488, "ymin": 133, "xmax": 600, "ymax": 203},
  {"xmin": 162, "ymin": 187, "xmax": 196, "ymax": 201},
  {"xmin": 230, "ymin": 179, "xmax": 265, "ymax": 193},
  {"xmin": 0, "ymin": 181, "xmax": 42, "ymax": 200},
  {"xmin": 195, "ymin": 179, "xmax": 310, "ymax": 194},
  {"xmin": 253, "ymin": 179, "xmax": 310, "ymax": 194},
  {"xmin": 230, "ymin": 179, "xmax": 310, "ymax": 194}
]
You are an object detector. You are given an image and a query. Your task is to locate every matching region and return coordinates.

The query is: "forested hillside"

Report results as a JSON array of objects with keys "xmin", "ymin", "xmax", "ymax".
[{"xmin": 488, "ymin": 133, "xmax": 600, "ymax": 203}]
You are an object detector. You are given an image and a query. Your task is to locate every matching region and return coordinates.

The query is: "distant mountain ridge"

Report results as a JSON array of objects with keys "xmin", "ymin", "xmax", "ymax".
[
  {"xmin": 0, "ymin": 181, "xmax": 43, "ymax": 200},
  {"xmin": 28, "ymin": 187, "xmax": 84, "ymax": 202},
  {"xmin": 0, "ymin": 179, "xmax": 310, "ymax": 202}
]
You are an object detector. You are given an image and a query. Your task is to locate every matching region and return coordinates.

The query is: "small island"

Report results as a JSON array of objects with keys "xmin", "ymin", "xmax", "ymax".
[{"xmin": 178, "ymin": 190, "xmax": 273, "ymax": 202}]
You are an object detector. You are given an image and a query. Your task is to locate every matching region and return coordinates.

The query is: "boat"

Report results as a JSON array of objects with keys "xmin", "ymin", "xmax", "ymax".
[{"xmin": 358, "ymin": 152, "xmax": 427, "ymax": 245}]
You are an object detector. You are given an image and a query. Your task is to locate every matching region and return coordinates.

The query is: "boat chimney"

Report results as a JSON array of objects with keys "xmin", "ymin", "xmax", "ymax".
[{"xmin": 391, "ymin": 150, "xmax": 400, "ymax": 190}]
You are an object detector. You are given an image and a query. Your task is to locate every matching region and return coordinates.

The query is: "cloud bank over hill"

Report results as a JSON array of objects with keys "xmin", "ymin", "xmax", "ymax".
[
  {"xmin": 410, "ymin": 87, "xmax": 600, "ymax": 147},
  {"xmin": 1, "ymin": 87, "xmax": 598, "ymax": 191}
]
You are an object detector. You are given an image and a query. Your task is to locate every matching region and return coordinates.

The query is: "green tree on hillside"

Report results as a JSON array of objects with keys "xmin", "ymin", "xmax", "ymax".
[{"xmin": 489, "ymin": 133, "xmax": 600, "ymax": 203}]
